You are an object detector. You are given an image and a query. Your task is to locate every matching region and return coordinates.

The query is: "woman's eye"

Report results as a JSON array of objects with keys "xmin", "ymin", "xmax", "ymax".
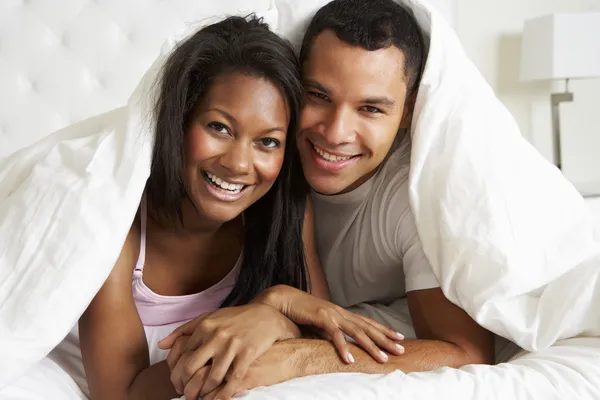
[
  {"xmin": 208, "ymin": 122, "xmax": 230, "ymax": 134},
  {"xmin": 260, "ymin": 138, "xmax": 281, "ymax": 149},
  {"xmin": 362, "ymin": 106, "xmax": 382, "ymax": 114}
]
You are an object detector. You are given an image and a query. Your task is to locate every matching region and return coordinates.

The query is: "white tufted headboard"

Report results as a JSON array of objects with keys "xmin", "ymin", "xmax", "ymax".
[
  {"xmin": 0, "ymin": 0, "xmax": 278, "ymax": 157},
  {"xmin": 0, "ymin": 0, "xmax": 456, "ymax": 158}
]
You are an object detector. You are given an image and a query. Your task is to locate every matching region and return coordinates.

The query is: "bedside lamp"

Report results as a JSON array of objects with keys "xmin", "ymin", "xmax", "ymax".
[{"xmin": 520, "ymin": 12, "xmax": 600, "ymax": 170}]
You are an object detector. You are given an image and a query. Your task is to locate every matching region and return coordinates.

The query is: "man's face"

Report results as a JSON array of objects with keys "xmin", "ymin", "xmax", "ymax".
[{"xmin": 298, "ymin": 30, "xmax": 413, "ymax": 195}]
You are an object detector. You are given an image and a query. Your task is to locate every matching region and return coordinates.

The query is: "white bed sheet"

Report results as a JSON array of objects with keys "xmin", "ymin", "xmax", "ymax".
[{"xmin": 2, "ymin": 337, "xmax": 599, "ymax": 400}]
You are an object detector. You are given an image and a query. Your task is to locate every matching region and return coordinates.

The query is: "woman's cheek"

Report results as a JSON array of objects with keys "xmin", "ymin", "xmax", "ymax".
[
  {"xmin": 186, "ymin": 128, "xmax": 222, "ymax": 161},
  {"xmin": 256, "ymin": 152, "xmax": 286, "ymax": 184}
]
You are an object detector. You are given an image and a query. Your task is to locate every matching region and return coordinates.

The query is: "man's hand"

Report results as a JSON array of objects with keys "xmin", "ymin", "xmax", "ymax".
[{"xmin": 184, "ymin": 340, "xmax": 309, "ymax": 400}]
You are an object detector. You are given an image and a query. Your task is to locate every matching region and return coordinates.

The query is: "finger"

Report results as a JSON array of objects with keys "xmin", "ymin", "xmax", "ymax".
[
  {"xmin": 166, "ymin": 336, "xmax": 187, "ymax": 371},
  {"xmin": 159, "ymin": 313, "xmax": 211, "ymax": 349},
  {"xmin": 159, "ymin": 323, "xmax": 190, "ymax": 350},
  {"xmin": 181, "ymin": 346, "xmax": 215, "ymax": 387},
  {"xmin": 171, "ymin": 352, "xmax": 191, "ymax": 395},
  {"xmin": 184, "ymin": 320, "xmax": 219, "ymax": 353},
  {"xmin": 321, "ymin": 319, "xmax": 353, "ymax": 363},
  {"xmin": 182, "ymin": 366, "xmax": 211, "ymax": 400},
  {"xmin": 341, "ymin": 322, "xmax": 389, "ymax": 363},
  {"xmin": 199, "ymin": 347, "xmax": 237, "ymax": 397},
  {"xmin": 352, "ymin": 313, "xmax": 405, "ymax": 341},
  {"xmin": 202, "ymin": 387, "xmax": 223, "ymax": 400},
  {"xmin": 352, "ymin": 318, "xmax": 405, "ymax": 356},
  {"xmin": 216, "ymin": 351, "xmax": 256, "ymax": 400}
]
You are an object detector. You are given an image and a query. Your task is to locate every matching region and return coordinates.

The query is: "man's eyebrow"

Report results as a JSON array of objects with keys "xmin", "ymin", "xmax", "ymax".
[
  {"xmin": 360, "ymin": 96, "xmax": 396, "ymax": 107},
  {"xmin": 303, "ymin": 80, "xmax": 330, "ymax": 94},
  {"xmin": 304, "ymin": 80, "xmax": 395, "ymax": 107}
]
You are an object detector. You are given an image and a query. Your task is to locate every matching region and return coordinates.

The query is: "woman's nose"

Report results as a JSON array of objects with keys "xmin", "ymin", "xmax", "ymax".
[{"xmin": 220, "ymin": 141, "xmax": 251, "ymax": 175}]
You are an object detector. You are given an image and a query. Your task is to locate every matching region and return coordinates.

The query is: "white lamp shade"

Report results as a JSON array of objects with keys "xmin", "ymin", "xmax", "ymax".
[{"xmin": 520, "ymin": 13, "xmax": 600, "ymax": 82}]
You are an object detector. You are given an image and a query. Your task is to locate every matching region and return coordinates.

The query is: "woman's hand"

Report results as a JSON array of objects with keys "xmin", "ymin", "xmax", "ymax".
[
  {"xmin": 253, "ymin": 285, "xmax": 405, "ymax": 364},
  {"xmin": 158, "ymin": 303, "xmax": 300, "ymax": 399}
]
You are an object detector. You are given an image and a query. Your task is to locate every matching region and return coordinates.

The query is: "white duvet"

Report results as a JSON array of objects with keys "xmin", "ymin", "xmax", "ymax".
[{"xmin": 2, "ymin": 0, "xmax": 600, "ymax": 399}]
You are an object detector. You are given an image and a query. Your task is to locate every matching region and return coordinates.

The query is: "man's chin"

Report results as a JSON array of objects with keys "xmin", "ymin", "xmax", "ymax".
[{"xmin": 306, "ymin": 177, "xmax": 352, "ymax": 196}]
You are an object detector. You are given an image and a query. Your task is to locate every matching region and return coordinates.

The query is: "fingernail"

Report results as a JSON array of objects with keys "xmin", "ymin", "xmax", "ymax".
[
  {"xmin": 347, "ymin": 352, "xmax": 355, "ymax": 363},
  {"xmin": 396, "ymin": 344, "xmax": 405, "ymax": 354},
  {"xmin": 395, "ymin": 331, "xmax": 405, "ymax": 340},
  {"xmin": 380, "ymin": 351, "xmax": 388, "ymax": 361}
]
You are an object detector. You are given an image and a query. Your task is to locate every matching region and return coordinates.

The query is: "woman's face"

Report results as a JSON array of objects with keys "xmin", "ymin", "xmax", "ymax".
[{"xmin": 183, "ymin": 72, "xmax": 289, "ymax": 223}]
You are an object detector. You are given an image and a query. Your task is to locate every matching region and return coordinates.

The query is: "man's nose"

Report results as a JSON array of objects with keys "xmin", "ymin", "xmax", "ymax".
[{"xmin": 322, "ymin": 106, "xmax": 356, "ymax": 145}]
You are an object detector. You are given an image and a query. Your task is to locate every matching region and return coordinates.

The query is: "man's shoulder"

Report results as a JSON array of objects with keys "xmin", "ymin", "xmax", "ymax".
[{"xmin": 370, "ymin": 151, "xmax": 412, "ymax": 213}]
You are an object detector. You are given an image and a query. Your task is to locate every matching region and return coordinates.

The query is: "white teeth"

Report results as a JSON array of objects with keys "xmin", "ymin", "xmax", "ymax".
[
  {"xmin": 205, "ymin": 172, "xmax": 244, "ymax": 192},
  {"xmin": 313, "ymin": 145, "xmax": 352, "ymax": 162}
]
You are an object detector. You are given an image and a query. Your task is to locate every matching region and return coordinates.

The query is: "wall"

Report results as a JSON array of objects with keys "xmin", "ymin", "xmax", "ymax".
[{"xmin": 455, "ymin": 0, "xmax": 600, "ymax": 193}]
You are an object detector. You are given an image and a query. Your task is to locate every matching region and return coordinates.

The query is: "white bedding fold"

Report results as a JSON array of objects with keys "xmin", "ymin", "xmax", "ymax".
[{"xmin": 405, "ymin": 0, "xmax": 600, "ymax": 351}]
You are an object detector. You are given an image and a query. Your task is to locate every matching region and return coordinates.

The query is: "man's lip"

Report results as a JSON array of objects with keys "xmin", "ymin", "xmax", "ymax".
[
  {"xmin": 308, "ymin": 140, "xmax": 361, "ymax": 172},
  {"xmin": 310, "ymin": 141, "xmax": 359, "ymax": 158}
]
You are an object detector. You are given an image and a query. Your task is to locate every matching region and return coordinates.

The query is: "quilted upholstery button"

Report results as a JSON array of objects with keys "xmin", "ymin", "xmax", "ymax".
[
  {"xmin": 16, "ymin": 75, "xmax": 33, "ymax": 92},
  {"xmin": 61, "ymin": 33, "xmax": 71, "ymax": 48}
]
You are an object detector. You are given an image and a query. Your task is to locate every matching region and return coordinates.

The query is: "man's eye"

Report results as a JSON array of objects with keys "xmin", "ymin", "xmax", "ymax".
[
  {"xmin": 260, "ymin": 138, "xmax": 281, "ymax": 149},
  {"xmin": 208, "ymin": 122, "xmax": 230, "ymax": 134},
  {"xmin": 308, "ymin": 91, "xmax": 329, "ymax": 101},
  {"xmin": 362, "ymin": 106, "xmax": 382, "ymax": 114}
]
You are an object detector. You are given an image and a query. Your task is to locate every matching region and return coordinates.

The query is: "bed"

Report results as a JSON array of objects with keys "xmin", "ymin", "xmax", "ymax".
[{"xmin": 1, "ymin": 1, "xmax": 600, "ymax": 399}]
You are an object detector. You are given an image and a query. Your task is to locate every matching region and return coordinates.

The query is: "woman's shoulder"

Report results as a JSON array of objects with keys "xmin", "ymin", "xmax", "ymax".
[{"xmin": 111, "ymin": 217, "xmax": 142, "ymax": 278}]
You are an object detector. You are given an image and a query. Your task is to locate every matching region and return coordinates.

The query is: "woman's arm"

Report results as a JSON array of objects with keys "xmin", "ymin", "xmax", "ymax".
[{"xmin": 79, "ymin": 228, "xmax": 178, "ymax": 400}]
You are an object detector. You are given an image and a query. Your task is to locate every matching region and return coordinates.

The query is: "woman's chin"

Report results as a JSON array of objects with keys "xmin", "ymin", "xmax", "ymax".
[{"xmin": 197, "ymin": 202, "xmax": 244, "ymax": 225}]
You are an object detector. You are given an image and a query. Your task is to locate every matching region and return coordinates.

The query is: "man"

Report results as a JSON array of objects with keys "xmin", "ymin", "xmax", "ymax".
[{"xmin": 244, "ymin": 0, "xmax": 494, "ymax": 379}]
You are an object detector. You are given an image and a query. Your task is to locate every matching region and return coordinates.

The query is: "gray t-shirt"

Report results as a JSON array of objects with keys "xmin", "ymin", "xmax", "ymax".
[{"xmin": 311, "ymin": 136, "xmax": 439, "ymax": 336}]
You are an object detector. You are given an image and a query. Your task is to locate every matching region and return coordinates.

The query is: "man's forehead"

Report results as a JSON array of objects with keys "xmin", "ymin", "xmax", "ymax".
[{"xmin": 303, "ymin": 30, "xmax": 408, "ymax": 99}]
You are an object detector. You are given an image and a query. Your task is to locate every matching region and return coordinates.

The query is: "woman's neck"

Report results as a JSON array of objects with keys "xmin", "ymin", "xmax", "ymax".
[
  {"xmin": 142, "ymin": 198, "xmax": 243, "ymax": 296},
  {"xmin": 177, "ymin": 197, "xmax": 226, "ymax": 235}
]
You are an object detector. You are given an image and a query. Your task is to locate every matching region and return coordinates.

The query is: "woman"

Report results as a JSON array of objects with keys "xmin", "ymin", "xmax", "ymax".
[{"xmin": 78, "ymin": 15, "xmax": 402, "ymax": 400}]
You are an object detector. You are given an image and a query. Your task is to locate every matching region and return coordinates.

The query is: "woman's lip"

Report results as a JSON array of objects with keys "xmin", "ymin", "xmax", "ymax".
[
  {"xmin": 203, "ymin": 170, "xmax": 251, "ymax": 186},
  {"xmin": 203, "ymin": 174, "xmax": 250, "ymax": 202}
]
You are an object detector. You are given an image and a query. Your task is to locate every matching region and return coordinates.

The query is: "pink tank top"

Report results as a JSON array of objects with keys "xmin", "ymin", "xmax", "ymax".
[{"xmin": 132, "ymin": 200, "xmax": 241, "ymax": 327}]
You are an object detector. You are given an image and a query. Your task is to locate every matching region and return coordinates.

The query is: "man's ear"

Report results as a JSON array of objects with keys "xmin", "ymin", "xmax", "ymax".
[{"xmin": 399, "ymin": 91, "xmax": 418, "ymax": 129}]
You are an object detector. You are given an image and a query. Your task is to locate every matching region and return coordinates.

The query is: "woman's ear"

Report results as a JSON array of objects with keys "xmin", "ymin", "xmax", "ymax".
[{"xmin": 399, "ymin": 91, "xmax": 418, "ymax": 129}]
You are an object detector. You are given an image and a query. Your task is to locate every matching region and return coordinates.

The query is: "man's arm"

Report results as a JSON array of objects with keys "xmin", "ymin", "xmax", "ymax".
[
  {"xmin": 306, "ymin": 288, "xmax": 493, "ymax": 374},
  {"xmin": 278, "ymin": 337, "xmax": 467, "ymax": 377},
  {"xmin": 407, "ymin": 287, "xmax": 495, "ymax": 366},
  {"xmin": 238, "ymin": 288, "xmax": 494, "ymax": 390},
  {"xmin": 254, "ymin": 291, "xmax": 493, "ymax": 383},
  {"xmin": 231, "ymin": 332, "xmax": 482, "ymax": 393}
]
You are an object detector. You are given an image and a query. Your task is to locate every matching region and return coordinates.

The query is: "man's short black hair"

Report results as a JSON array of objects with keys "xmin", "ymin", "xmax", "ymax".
[{"xmin": 300, "ymin": 0, "xmax": 425, "ymax": 94}]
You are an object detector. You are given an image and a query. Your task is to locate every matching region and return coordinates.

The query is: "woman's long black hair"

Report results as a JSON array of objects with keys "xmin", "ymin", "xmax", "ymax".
[{"xmin": 146, "ymin": 15, "xmax": 309, "ymax": 306}]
